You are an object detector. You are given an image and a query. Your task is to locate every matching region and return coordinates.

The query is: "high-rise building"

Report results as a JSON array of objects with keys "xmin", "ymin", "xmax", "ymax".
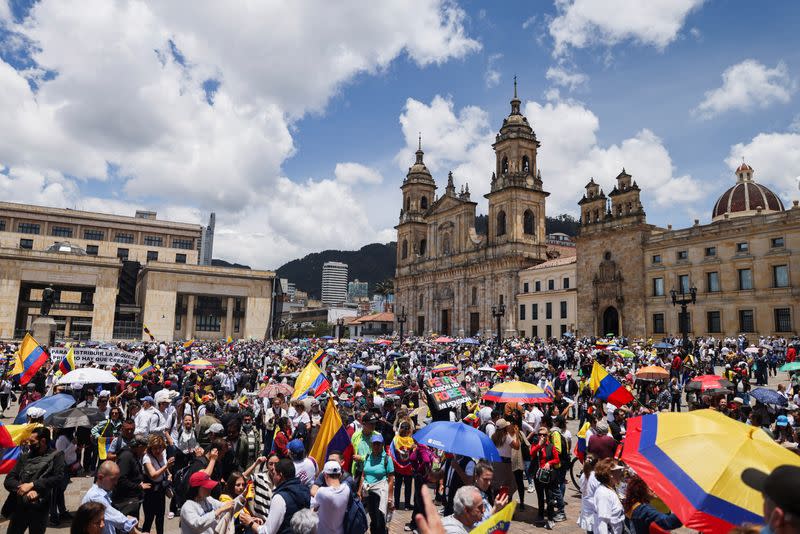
[
  {"xmin": 321, "ymin": 261, "xmax": 348, "ymax": 305},
  {"xmin": 348, "ymin": 279, "xmax": 369, "ymax": 301},
  {"xmin": 199, "ymin": 212, "xmax": 215, "ymax": 265}
]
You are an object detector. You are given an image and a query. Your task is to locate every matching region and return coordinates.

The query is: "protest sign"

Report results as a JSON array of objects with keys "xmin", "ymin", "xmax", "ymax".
[
  {"xmin": 50, "ymin": 347, "xmax": 138, "ymax": 367},
  {"xmin": 425, "ymin": 375, "xmax": 468, "ymax": 410}
]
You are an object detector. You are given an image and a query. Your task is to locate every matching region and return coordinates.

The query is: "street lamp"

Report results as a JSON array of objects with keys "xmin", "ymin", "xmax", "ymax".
[
  {"xmin": 397, "ymin": 306, "xmax": 407, "ymax": 345},
  {"xmin": 336, "ymin": 317, "xmax": 345, "ymax": 344},
  {"xmin": 670, "ymin": 285, "xmax": 697, "ymax": 359},
  {"xmin": 491, "ymin": 303, "xmax": 506, "ymax": 345}
]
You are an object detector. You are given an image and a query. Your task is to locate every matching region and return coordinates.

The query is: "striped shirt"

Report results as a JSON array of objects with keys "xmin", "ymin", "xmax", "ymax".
[{"xmin": 251, "ymin": 471, "xmax": 273, "ymax": 517}]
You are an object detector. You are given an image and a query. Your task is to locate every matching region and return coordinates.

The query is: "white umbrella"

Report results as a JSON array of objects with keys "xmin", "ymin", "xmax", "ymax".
[
  {"xmin": 58, "ymin": 368, "xmax": 118, "ymax": 385},
  {"xmin": 744, "ymin": 346, "xmax": 760, "ymax": 354},
  {"xmin": 365, "ymin": 365, "xmax": 381, "ymax": 372},
  {"xmin": 477, "ymin": 366, "xmax": 498, "ymax": 373}
]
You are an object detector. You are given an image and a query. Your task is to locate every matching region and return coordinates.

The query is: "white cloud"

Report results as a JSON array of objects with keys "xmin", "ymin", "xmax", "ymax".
[
  {"xmin": 694, "ymin": 60, "xmax": 796, "ymax": 119},
  {"xmin": 484, "ymin": 53, "xmax": 502, "ymax": 88},
  {"xmin": 726, "ymin": 132, "xmax": 800, "ymax": 202},
  {"xmin": 0, "ymin": 0, "xmax": 480, "ymax": 268},
  {"xmin": 545, "ymin": 66, "xmax": 588, "ymax": 91},
  {"xmin": 522, "ymin": 15, "xmax": 537, "ymax": 30},
  {"xmin": 334, "ymin": 162, "xmax": 383, "ymax": 185},
  {"xmin": 549, "ymin": 0, "xmax": 704, "ymax": 56}
]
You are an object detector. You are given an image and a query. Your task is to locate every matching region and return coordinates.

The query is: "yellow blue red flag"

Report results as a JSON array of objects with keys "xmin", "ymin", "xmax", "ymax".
[
  {"xmin": 291, "ymin": 360, "xmax": 330, "ymax": 400},
  {"xmin": 309, "ymin": 401, "xmax": 353, "ymax": 471},
  {"xmin": 470, "ymin": 501, "xmax": 516, "ymax": 534},
  {"xmin": 18, "ymin": 334, "xmax": 48, "ymax": 385},
  {"xmin": 59, "ymin": 346, "xmax": 76, "ymax": 375},
  {"xmin": 589, "ymin": 361, "xmax": 634, "ymax": 406},
  {"xmin": 0, "ymin": 422, "xmax": 39, "ymax": 448}
]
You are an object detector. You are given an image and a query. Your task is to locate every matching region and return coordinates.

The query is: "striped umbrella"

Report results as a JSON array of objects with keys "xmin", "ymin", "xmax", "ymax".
[
  {"xmin": 431, "ymin": 363, "xmax": 458, "ymax": 374},
  {"xmin": 482, "ymin": 381, "xmax": 552, "ymax": 404}
]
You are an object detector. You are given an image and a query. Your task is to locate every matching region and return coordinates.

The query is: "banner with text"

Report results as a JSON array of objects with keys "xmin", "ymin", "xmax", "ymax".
[
  {"xmin": 425, "ymin": 375, "xmax": 468, "ymax": 410},
  {"xmin": 50, "ymin": 347, "xmax": 138, "ymax": 368}
]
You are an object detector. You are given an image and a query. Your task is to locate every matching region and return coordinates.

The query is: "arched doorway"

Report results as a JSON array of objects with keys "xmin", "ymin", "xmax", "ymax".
[{"xmin": 602, "ymin": 307, "xmax": 619, "ymax": 337}]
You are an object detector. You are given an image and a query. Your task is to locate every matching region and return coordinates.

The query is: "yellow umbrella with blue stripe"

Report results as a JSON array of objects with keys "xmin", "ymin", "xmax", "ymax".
[{"xmin": 622, "ymin": 409, "xmax": 800, "ymax": 534}]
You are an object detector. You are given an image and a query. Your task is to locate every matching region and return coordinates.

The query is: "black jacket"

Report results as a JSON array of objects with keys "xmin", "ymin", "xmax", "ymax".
[
  {"xmin": 4, "ymin": 448, "xmax": 65, "ymax": 508},
  {"xmin": 273, "ymin": 477, "xmax": 311, "ymax": 534},
  {"xmin": 113, "ymin": 448, "xmax": 144, "ymax": 504}
]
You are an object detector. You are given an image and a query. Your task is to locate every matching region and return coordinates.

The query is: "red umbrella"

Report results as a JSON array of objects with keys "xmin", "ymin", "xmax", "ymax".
[
  {"xmin": 493, "ymin": 364, "xmax": 509, "ymax": 372},
  {"xmin": 685, "ymin": 375, "xmax": 733, "ymax": 392}
]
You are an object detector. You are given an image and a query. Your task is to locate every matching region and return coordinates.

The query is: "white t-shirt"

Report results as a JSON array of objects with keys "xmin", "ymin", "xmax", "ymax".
[
  {"xmin": 496, "ymin": 433, "xmax": 514, "ymax": 458},
  {"xmin": 292, "ymin": 411, "xmax": 310, "ymax": 431},
  {"xmin": 293, "ymin": 457, "xmax": 318, "ymax": 488},
  {"xmin": 313, "ymin": 483, "xmax": 350, "ymax": 534},
  {"xmin": 142, "ymin": 450, "xmax": 168, "ymax": 482},
  {"xmin": 593, "ymin": 485, "xmax": 625, "ymax": 534}
]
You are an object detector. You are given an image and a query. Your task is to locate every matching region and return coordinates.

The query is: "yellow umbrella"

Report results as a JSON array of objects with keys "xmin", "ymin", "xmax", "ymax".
[{"xmin": 184, "ymin": 359, "xmax": 214, "ymax": 370}]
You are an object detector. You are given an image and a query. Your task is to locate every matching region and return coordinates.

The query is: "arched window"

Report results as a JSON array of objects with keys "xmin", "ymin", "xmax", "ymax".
[
  {"xmin": 499, "ymin": 294, "xmax": 504, "ymax": 305},
  {"xmin": 471, "ymin": 286, "xmax": 478, "ymax": 305},
  {"xmin": 496, "ymin": 210, "xmax": 507, "ymax": 236},
  {"xmin": 523, "ymin": 209, "xmax": 534, "ymax": 235},
  {"xmin": 420, "ymin": 196, "xmax": 428, "ymax": 210},
  {"xmin": 419, "ymin": 238, "xmax": 427, "ymax": 256},
  {"xmin": 522, "ymin": 156, "xmax": 530, "ymax": 173},
  {"xmin": 441, "ymin": 235, "xmax": 451, "ymax": 255},
  {"xmin": 501, "ymin": 157, "xmax": 509, "ymax": 174},
  {"xmin": 405, "ymin": 197, "xmax": 410, "ymax": 212},
  {"xmin": 401, "ymin": 239, "xmax": 408, "ymax": 259},
  {"xmin": 594, "ymin": 209, "xmax": 599, "ymax": 222}
]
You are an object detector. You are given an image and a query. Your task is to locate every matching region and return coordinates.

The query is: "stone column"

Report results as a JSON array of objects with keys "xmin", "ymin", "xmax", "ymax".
[
  {"xmin": 225, "ymin": 297, "xmax": 234, "ymax": 339},
  {"xmin": 0, "ymin": 277, "xmax": 20, "ymax": 340},
  {"xmin": 185, "ymin": 294, "xmax": 195, "ymax": 340},
  {"xmin": 91, "ymin": 285, "xmax": 118, "ymax": 341},
  {"xmin": 64, "ymin": 317, "xmax": 72, "ymax": 338}
]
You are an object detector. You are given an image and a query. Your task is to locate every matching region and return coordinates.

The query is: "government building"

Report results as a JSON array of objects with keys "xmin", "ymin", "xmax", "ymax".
[
  {"xmin": 394, "ymin": 84, "xmax": 551, "ymax": 337},
  {"xmin": 0, "ymin": 202, "xmax": 275, "ymax": 342},
  {"xmin": 577, "ymin": 164, "xmax": 800, "ymax": 339}
]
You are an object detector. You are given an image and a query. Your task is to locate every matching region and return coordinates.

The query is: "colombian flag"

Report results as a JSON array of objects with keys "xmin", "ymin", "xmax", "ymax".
[
  {"xmin": 0, "ymin": 447, "xmax": 21, "ymax": 474},
  {"xmin": 135, "ymin": 359, "xmax": 154, "ymax": 375},
  {"xmin": 470, "ymin": 501, "xmax": 517, "ymax": 534},
  {"xmin": 18, "ymin": 334, "xmax": 49, "ymax": 385},
  {"xmin": 574, "ymin": 421, "xmax": 591, "ymax": 462},
  {"xmin": 0, "ymin": 422, "xmax": 39, "ymax": 448},
  {"xmin": 589, "ymin": 361, "xmax": 634, "ymax": 406},
  {"xmin": 309, "ymin": 402, "xmax": 353, "ymax": 471},
  {"xmin": 183, "ymin": 340, "xmax": 195, "ymax": 349},
  {"xmin": 543, "ymin": 381, "xmax": 555, "ymax": 398},
  {"xmin": 97, "ymin": 420, "xmax": 114, "ymax": 460},
  {"xmin": 291, "ymin": 361, "xmax": 330, "ymax": 400},
  {"xmin": 59, "ymin": 346, "xmax": 76, "ymax": 375},
  {"xmin": 383, "ymin": 382, "xmax": 403, "ymax": 396}
]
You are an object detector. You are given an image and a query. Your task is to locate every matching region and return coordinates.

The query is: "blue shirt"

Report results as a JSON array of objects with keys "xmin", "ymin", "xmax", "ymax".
[
  {"xmin": 362, "ymin": 451, "xmax": 394, "ymax": 485},
  {"xmin": 81, "ymin": 483, "xmax": 138, "ymax": 534}
]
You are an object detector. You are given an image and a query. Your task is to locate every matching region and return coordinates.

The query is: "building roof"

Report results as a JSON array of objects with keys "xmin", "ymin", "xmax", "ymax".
[
  {"xmin": 712, "ymin": 164, "xmax": 784, "ymax": 222},
  {"xmin": 526, "ymin": 255, "xmax": 577, "ymax": 271},
  {"xmin": 350, "ymin": 311, "xmax": 395, "ymax": 324}
]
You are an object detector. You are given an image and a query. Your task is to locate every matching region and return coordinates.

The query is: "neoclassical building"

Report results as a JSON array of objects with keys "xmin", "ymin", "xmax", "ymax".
[
  {"xmin": 394, "ymin": 86, "xmax": 550, "ymax": 337},
  {"xmin": 577, "ymin": 163, "xmax": 800, "ymax": 338}
]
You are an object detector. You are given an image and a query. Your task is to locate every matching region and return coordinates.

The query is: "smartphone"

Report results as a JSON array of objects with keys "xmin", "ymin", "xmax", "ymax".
[{"xmin": 498, "ymin": 485, "xmax": 510, "ymax": 500}]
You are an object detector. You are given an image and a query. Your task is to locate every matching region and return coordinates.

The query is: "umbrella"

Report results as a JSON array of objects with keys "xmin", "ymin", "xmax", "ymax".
[
  {"xmin": 653, "ymin": 342, "xmax": 674, "ymax": 349},
  {"xmin": 616, "ymin": 349, "xmax": 636, "ymax": 359},
  {"xmin": 258, "ymin": 383, "xmax": 294, "ymax": 399},
  {"xmin": 373, "ymin": 339, "xmax": 393, "ymax": 346},
  {"xmin": 635, "ymin": 366, "xmax": 670, "ymax": 381},
  {"xmin": 46, "ymin": 407, "xmax": 107, "ymax": 428},
  {"xmin": 749, "ymin": 387, "xmax": 788, "ymax": 406},
  {"xmin": 477, "ymin": 366, "xmax": 498, "ymax": 373},
  {"xmin": 622, "ymin": 409, "xmax": 800, "ymax": 533},
  {"xmin": 483, "ymin": 381, "xmax": 552, "ymax": 404},
  {"xmin": 431, "ymin": 363, "xmax": 458, "ymax": 374},
  {"xmin": 493, "ymin": 364, "xmax": 510, "ymax": 371},
  {"xmin": 58, "ymin": 368, "xmax": 118, "ymax": 385},
  {"xmin": 15, "ymin": 393, "xmax": 76, "ymax": 424},
  {"xmin": 433, "ymin": 336, "xmax": 454, "ymax": 343},
  {"xmin": 525, "ymin": 361, "xmax": 545, "ymax": 369},
  {"xmin": 459, "ymin": 338, "xmax": 480, "ymax": 345},
  {"xmin": 325, "ymin": 348, "xmax": 338, "ymax": 355},
  {"xmin": 779, "ymin": 361, "xmax": 800, "ymax": 372},
  {"xmin": 413, "ymin": 421, "xmax": 501, "ymax": 462},
  {"xmin": 744, "ymin": 346, "xmax": 760, "ymax": 354},
  {"xmin": 185, "ymin": 359, "xmax": 214, "ymax": 370},
  {"xmin": 365, "ymin": 365, "xmax": 381, "ymax": 372},
  {"xmin": 387, "ymin": 351, "xmax": 402, "ymax": 358},
  {"xmin": 351, "ymin": 363, "xmax": 367, "ymax": 370},
  {"xmin": 685, "ymin": 375, "xmax": 733, "ymax": 392}
]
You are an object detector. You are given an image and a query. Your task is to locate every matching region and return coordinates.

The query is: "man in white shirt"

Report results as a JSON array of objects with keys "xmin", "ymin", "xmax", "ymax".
[
  {"xmin": 524, "ymin": 404, "xmax": 543, "ymax": 433},
  {"xmin": 134, "ymin": 396, "xmax": 161, "ymax": 437},
  {"xmin": 312, "ymin": 461, "xmax": 350, "ymax": 534},
  {"xmin": 81, "ymin": 461, "xmax": 144, "ymax": 534}
]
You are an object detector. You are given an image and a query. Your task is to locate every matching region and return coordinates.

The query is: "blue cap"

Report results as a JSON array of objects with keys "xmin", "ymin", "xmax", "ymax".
[
  {"xmin": 288, "ymin": 439, "xmax": 305, "ymax": 453},
  {"xmin": 371, "ymin": 434, "xmax": 384, "ymax": 444},
  {"xmin": 776, "ymin": 415, "xmax": 789, "ymax": 427},
  {"xmin": 141, "ymin": 396, "xmax": 155, "ymax": 403}
]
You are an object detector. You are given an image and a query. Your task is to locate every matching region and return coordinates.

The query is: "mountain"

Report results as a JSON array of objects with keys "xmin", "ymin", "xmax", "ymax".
[{"xmin": 275, "ymin": 242, "xmax": 397, "ymax": 299}]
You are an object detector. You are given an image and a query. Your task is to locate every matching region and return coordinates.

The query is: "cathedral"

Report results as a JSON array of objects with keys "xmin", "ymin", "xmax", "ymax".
[{"xmin": 394, "ymin": 83, "xmax": 549, "ymax": 337}]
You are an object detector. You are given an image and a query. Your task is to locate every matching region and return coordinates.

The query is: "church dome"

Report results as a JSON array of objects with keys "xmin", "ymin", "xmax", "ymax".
[{"xmin": 711, "ymin": 163, "xmax": 784, "ymax": 222}]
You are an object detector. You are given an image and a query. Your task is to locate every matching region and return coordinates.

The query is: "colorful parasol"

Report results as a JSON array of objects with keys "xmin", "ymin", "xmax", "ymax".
[
  {"xmin": 433, "ymin": 336, "xmax": 455, "ymax": 343},
  {"xmin": 622, "ymin": 409, "xmax": 800, "ymax": 534},
  {"xmin": 635, "ymin": 366, "xmax": 670, "ymax": 381},
  {"xmin": 482, "ymin": 381, "xmax": 553, "ymax": 404},
  {"xmin": 493, "ymin": 364, "xmax": 510, "ymax": 371},
  {"xmin": 184, "ymin": 359, "xmax": 214, "ymax": 370},
  {"xmin": 373, "ymin": 339, "xmax": 393, "ymax": 346},
  {"xmin": 779, "ymin": 361, "xmax": 800, "ymax": 372},
  {"xmin": 616, "ymin": 349, "xmax": 636, "ymax": 359},
  {"xmin": 258, "ymin": 382, "xmax": 294, "ymax": 398},
  {"xmin": 431, "ymin": 363, "xmax": 458, "ymax": 374},
  {"xmin": 685, "ymin": 374, "xmax": 733, "ymax": 392}
]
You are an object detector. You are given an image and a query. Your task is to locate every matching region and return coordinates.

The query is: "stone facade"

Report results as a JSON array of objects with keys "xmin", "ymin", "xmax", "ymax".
[
  {"xmin": 517, "ymin": 255, "xmax": 577, "ymax": 339},
  {"xmin": 395, "ymin": 85, "xmax": 548, "ymax": 337},
  {"xmin": 577, "ymin": 165, "xmax": 800, "ymax": 338}
]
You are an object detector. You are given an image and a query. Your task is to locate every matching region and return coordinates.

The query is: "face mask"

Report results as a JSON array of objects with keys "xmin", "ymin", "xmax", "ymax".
[{"xmin": 242, "ymin": 423, "xmax": 252, "ymax": 431}]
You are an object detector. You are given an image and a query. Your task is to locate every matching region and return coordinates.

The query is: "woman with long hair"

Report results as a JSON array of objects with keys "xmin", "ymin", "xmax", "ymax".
[
  {"xmin": 577, "ymin": 455, "xmax": 600, "ymax": 533},
  {"xmin": 591, "ymin": 459, "xmax": 626, "ymax": 534},
  {"xmin": 490, "ymin": 418, "xmax": 520, "ymax": 500},
  {"xmin": 70, "ymin": 501, "xmax": 105, "ymax": 534},
  {"xmin": 272, "ymin": 417, "xmax": 292, "ymax": 459},
  {"xmin": 622, "ymin": 474, "xmax": 682, "ymax": 534},
  {"xmin": 142, "ymin": 434, "xmax": 174, "ymax": 534}
]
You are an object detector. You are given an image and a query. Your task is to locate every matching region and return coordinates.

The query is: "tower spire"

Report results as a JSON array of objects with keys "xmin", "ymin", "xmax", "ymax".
[
  {"xmin": 510, "ymin": 76, "xmax": 521, "ymax": 115},
  {"xmin": 415, "ymin": 132, "xmax": 424, "ymax": 164},
  {"xmin": 514, "ymin": 74, "xmax": 517, "ymax": 98},
  {"xmin": 418, "ymin": 132, "xmax": 422, "ymax": 151}
]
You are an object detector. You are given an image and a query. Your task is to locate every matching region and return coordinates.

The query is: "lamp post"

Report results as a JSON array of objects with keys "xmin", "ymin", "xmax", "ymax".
[
  {"xmin": 491, "ymin": 303, "xmax": 506, "ymax": 345},
  {"xmin": 397, "ymin": 306, "xmax": 407, "ymax": 345},
  {"xmin": 336, "ymin": 317, "xmax": 344, "ymax": 344},
  {"xmin": 670, "ymin": 285, "xmax": 697, "ymax": 359}
]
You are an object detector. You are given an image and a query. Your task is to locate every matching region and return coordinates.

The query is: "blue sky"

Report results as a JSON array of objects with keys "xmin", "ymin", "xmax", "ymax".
[{"xmin": 0, "ymin": 1, "xmax": 799, "ymax": 269}]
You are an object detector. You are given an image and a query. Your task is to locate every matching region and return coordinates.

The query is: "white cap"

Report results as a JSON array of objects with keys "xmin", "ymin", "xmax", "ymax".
[
  {"xmin": 323, "ymin": 460, "xmax": 342, "ymax": 476},
  {"xmin": 98, "ymin": 390, "xmax": 111, "ymax": 398}
]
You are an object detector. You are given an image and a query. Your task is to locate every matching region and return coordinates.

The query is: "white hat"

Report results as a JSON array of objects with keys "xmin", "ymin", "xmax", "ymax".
[
  {"xmin": 323, "ymin": 460, "xmax": 342, "ymax": 476},
  {"xmin": 26, "ymin": 407, "xmax": 46, "ymax": 419},
  {"xmin": 98, "ymin": 390, "xmax": 111, "ymax": 398}
]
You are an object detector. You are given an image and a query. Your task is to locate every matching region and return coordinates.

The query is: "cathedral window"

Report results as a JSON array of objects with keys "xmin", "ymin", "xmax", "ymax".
[
  {"xmin": 419, "ymin": 294, "xmax": 424, "ymax": 307},
  {"xmin": 471, "ymin": 286, "xmax": 478, "ymax": 305},
  {"xmin": 401, "ymin": 239, "xmax": 408, "ymax": 259},
  {"xmin": 419, "ymin": 238, "xmax": 427, "ymax": 256},
  {"xmin": 522, "ymin": 156, "xmax": 530, "ymax": 174},
  {"xmin": 501, "ymin": 157, "xmax": 509, "ymax": 174},
  {"xmin": 405, "ymin": 197, "xmax": 410, "ymax": 211},
  {"xmin": 496, "ymin": 210, "xmax": 507, "ymax": 236},
  {"xmin": 523, "ymin": 210, "xmax": 535, "ymax": 235},
  {"xmin": 420, "ymin": 196, "xmax": 428, "ymax": 210},
  {"xmin": 441, "ymin": 235, "xmax": 451, "ymax": 255}
]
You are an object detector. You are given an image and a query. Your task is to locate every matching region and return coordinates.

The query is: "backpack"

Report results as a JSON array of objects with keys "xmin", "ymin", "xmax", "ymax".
[
  {"xmin": 343, "ymin": 486, "xmax": 368, "ymax": 534},
  {"xmin": 552, "ymin": 430, "xmax": 571, "ymax": 467}
]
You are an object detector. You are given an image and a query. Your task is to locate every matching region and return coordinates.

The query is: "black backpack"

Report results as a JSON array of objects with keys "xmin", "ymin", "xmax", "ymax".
[{"xmin": 343, "ymin": 486, "xmax": 368, "ymax": 534}]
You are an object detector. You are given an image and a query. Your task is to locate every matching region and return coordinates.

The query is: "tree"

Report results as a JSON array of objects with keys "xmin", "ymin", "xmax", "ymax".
[{"xmin": 375, "ymin": 278, "xmax": 394, "ymax": 297}]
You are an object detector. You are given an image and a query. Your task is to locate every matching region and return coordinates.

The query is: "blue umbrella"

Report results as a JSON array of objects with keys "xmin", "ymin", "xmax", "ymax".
[
  {"xmin": 459, "ymin": 338, "xmax": 480, "ymax": 345},
  {"xmin": 351, "ymin": 363, "xmax": 366, "ymax": 370},
  {"xmin": 15, "ymin": 393, "xmax": 76, "ymax": 424},
  {"xmin": 653, "ymin": 342, "xmax": 674, "ymax": 349},
  {"xmin": 413, "ymin": 421, "xmax": 501, "ymax": 461},
  {"xmin": 750, "ymin": 387, "xmax": 788, "ymax": 406}
]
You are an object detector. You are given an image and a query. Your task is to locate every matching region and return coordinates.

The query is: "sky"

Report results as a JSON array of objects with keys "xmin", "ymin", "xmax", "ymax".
[{"xmin": 1, "ymin": 0, "xmax": 799, "ymax": 270}]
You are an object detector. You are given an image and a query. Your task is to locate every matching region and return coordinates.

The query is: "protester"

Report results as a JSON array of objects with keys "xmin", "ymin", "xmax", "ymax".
[
  {"xmin": 81, "ymin": 461, "xmax": 146, "ymax": 534},
  {"xmin": 179, "ymin": 471, "xmax": 237, "ymax": 534},
  {"xmin": 621, "ymin": 474, "xmax": 682, "ymax": 534},
  {"xmin": 70, "ymin": 501, "xmax": 106, "ymax": 534},
  {"xmin": 312, "ymin": 460, "xmax": 350, "ymax": 534},
  {"xmin": 592, "ymin": 459, "xmax": 626, "ymax": 534},
  {"xmin": 358, "ymin": 434, "xmax": 394, "ymax": 534}
]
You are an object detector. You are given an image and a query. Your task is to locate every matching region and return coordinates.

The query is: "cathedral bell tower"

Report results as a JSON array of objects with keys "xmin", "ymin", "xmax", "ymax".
[
  {"xmin": 396, "ymin": 135, "xmax": 436, "ymax": 265},
  {"xmin": 484, "ymin": 78, "xmax": 548, "ymax": 259}
]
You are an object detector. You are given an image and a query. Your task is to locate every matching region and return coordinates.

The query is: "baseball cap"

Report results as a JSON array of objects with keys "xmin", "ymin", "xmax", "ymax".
[
  {"xmin": 288, "ymin": 439, "xmax": 305, "ymax": 454},
  {"xmin": 776, "ymin": 415, "xmax": 789, "ymax": 427},
  {"xmin": 742, "ymin": 465, "xmax": 800, "ymax": 516},
  {"xmin": 189, "ymin": 471, "xmax": 219, "ymax": 489},
  {"xmin": 205, "ymin": 423, "xmax": 224, "ymax": 435},
  {"xmin": 141, "ymin": 395, "xmax": 155, "ymax": 403},
  {"xmin": 596, "ymin": 420, "xmax": 609, "ymax": 434},
  {"xmin": 371, "ymin": 434, "xmax": 385, "ymax": 444},
  {"xmin": 496, "ymin": 419, "xmax": 510, "ymax": 430},
  {"xmin": 323, "ymin": 461, "xmax": 342, "ymax": 476},
  {"xmin": 362, "ymin": 413, "xmax": 380, "ymax": 425}
]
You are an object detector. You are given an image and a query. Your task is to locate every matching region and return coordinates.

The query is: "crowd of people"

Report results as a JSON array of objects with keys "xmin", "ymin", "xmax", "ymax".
[{"xmin": 1, "ymin": 332, "xmax": 799, "ymax": 534}]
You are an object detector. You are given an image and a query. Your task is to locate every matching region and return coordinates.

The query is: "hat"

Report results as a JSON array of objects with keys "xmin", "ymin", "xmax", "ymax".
[
  {"xmin": 288, "ymin": 439, "xmax": 305, "ymax": 454},
  {"xmin": 596, "ymin": 420, "xmax": 609, "ymax": 434},
  {"xmin": 362, "ymin": 413, "xmax": 379, "ymax": 425},
  {"xmin": 776, "ymin": 415, "xmax": 789, "ymax": 427},
  {"xmin": 26, "ymin": 383, "xmax": 36, "ymax": 389},
  {"xmin": 128, "ymin": 437, "xmax": 148, "ymax": 448},
  {"xmin": 141, "ymin": 395, "xmax": 154, "ymax": 404},
  {"xmin": 26, "ymin": 407, "xmax": 46, "ymax": 419},
  {"xmin": 732, "ymin": 397, "xmax": 745, "ymax": 405},
  {"xmin": 742, "ymin": 465, "xmax": 800, "ymax": 516},
  {"xmin": 205, "ymin": 423, "xmax": 224, "ymax": 435},
  {"xmin": 323, "ymin": 461, "xmax": 342, "ymax": 476},
  {"xmin": 496, "ymin": 419, "xmax": 510, "ymax": 430},
  {"xmin": 98, "ymin": 390, "xmax": 111, "ymax": 398},
  {"xmin": 370, "ymin": 434, "xmax": 385, "ymax": 444},
  {"xmin": 189, "ymin": 471, "xmax": 219, "ymax": 490}
]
